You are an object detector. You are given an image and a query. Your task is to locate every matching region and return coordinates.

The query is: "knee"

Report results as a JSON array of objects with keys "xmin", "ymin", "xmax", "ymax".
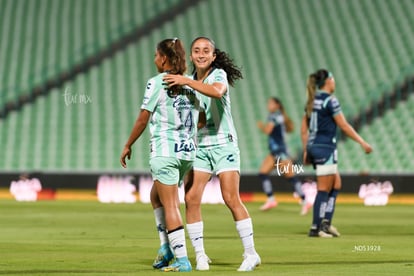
[
  {"xmin": 222, "ymin": 192, "xmax": 242, "ymax": 209},
  {"xmin": 185, "ymin": 191, "xmax": 201, "ymax": 208}
]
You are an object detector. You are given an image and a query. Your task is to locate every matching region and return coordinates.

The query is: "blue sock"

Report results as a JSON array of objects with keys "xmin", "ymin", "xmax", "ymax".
[
  {"xmin": 259, "ymin": 173, "xmax": 273, "ymax": 198},
  {"xmin": 287, "ymin": 177, "xmax": 305, "ymax": 200},
  {"xmin": 311, "ymin": 191, "xmax": 329, "ymax": 229},
  {"xmin": 324, "ymin": 189, "xmax": 339, "ymax": 224}
]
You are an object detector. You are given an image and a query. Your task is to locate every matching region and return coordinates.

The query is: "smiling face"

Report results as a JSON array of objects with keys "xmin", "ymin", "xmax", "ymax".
[
  {"xmin": 154, "ymin": 49, "xmax": 166, "ymax": 73},
  {"xmin": 190, "ymin": 38, "xmax": 216, "ymax": 71}
]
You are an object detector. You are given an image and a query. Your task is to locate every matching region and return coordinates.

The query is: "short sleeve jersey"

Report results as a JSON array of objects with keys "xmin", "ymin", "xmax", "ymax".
[
  {"xmin": 307, "ymin": 91, "xmax": 342, "ymax": 147},
  {"xmin": 268, "ymin": 111, "xmax": 287, "ymax": 152},
  {"xmin": 195, "ymin": 68, "xmax": 238, "ymax": 148},
  {"xmin": 141, "ymin": 72, "xmax": 201, "ymax": 160}
]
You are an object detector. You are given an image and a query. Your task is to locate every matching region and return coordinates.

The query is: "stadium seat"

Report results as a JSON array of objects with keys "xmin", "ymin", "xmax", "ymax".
[{"xmin": 1, "ymin": 0, "xmax": 413, "ymax": 174}]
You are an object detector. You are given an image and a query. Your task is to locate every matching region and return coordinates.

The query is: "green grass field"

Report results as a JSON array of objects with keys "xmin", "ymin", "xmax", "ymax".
[{"xmin": 1, "ymin": 200, "xmax": 413, "ymax": 275}]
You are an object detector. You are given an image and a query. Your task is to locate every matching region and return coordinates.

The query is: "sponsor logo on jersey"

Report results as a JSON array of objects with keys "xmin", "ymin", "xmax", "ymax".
[
  {"xmin": 167, "ymin": 87, "xmax": 196, "ymax": 98},
  {"xmin": 174, "ymin": 140, "xmax": 195, "ymax": 153}
]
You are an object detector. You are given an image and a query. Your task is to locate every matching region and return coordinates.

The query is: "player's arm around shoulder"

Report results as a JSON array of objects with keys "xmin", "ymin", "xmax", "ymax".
[{"xmin": 163, "ymin": 72, "xmax": 227, "ymax": 99}]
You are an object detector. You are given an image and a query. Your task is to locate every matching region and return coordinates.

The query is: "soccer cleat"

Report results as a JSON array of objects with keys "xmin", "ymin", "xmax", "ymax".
[
  {"xmin": 320, "ymin": 219, "xmax": 340, "ymax": 237},
  {"xmin": 308, "ymin": 228, "xmax": 333, "ymax": 238},
  {"xmin": 260, "ymin": 200, "xmax": 278, "ymax": 211},
  {"xmin": 153, "ymin": 244, "xmax": 174, "ymax": 269},
  {"xmin": 300, "ymin": 200, "xmax": 313, "ymax": 216},
  {"xmin": 161, "ymin": 257, "xmax": 192, "ymax": 272},
  {"xmin": 196, "ymin": 253, "xmax": 211, "ymax": 271},
  {"xmin": 328, "ymin": 225, "xmax": 341, "ymax": 237},
  {"xmin": 237, "ymin": 253, "xmax": 261, "ymax": 272}
]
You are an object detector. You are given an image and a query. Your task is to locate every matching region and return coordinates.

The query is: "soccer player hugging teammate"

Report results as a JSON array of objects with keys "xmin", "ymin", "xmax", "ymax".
[
  {"xmin": 163, "ymin": 37, "xmax": 261, "ymax": 271},
  {"xmin": 301, "ymin": 69, "xmax": 372, "ymax": 238},
  {"xmin": 120, "ymin": 38, "xmax": 203, "ymax": 272},
  {"xmin": 257, "ymin": 97, "xmax": 311, "ymax": 214}
]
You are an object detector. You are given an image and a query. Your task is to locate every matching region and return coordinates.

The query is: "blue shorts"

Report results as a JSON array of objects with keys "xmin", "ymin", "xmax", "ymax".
[
  {"xmin": 307, "ymin": 145, "xmax": 338, "ymax": 176},
  {"xmin": 270, "ymin": 148, "xmax": 289, "ymax": 161}
]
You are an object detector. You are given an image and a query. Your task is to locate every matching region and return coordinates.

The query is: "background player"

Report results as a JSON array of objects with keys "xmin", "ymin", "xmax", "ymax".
[
  {"xmin": 163, "ymin": 37, "xmax": 261, "ymax": 272},
  {"xmin": 120, "ymin": 38, "xmax": 201, "ymax": 272},
  {"xmin": 301, "ymin": 69, "xmax": 372, "ymax": 237},
  {"xmin": 257, "ymin": 97, "xmax": 311, "ymax": 214}
]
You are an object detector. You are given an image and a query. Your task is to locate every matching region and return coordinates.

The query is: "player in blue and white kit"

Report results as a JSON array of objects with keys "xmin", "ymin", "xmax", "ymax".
[
  {"xmin": 301, "ymin": 69, "xmax": 372, "ymax": 238},
  {"xmin": 257, "ymin": 97, "xmax": 311, "ymax": 214},
  {"xmin": 120, "ymin": 38, "xmax": 202, "ymax": 272},
  {"xmin": 164, "ymin": 37, "xmax": 261, "ymax": 272}
]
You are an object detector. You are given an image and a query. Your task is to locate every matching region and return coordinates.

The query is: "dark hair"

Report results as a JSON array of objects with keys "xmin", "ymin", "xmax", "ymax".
[
  {"xmin": 157, "ymin": 38, "xmax": 186, "ymax": 75},
  {"xmin": 305, "ymin": 69, "xmax": 330, "ymax": 118},
  {"xmin": 270, "ymin": 97, "xmax": 294, "ymax": 133},
  {"xmin": 190, "ymin": 36, "xmax": 243, "ymax": 86}
]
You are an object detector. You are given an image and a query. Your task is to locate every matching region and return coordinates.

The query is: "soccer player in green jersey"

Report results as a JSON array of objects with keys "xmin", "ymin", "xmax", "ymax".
[
  {"xmin": 120, "ymin": 38, "xmax": 202, "ymax": 272},
  {"xmin": 163, "ymin": 37, "xmax": 261, "ymax": 272}
]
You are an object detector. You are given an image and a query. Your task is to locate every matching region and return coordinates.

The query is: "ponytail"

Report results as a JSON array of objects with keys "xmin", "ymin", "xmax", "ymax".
[
  {"xmin": 282, "ymin": 109, "xmax": 294, "ymax": 133},
  {"xmin": 305, "ymin": 75, "xmax": 317, "ymax": 118},
  {"xmin": 305, "ymin": 69, "xmax": 330, "ymax": 118},
  {"xmin": 157, "ymin": 38, "xmax": 186, "ymax": 75},
  {"xmin": 271, "ymin": 97, "xmax": 294, "ymax": 133}
]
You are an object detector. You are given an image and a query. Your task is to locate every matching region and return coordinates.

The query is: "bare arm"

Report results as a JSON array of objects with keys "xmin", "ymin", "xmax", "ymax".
[
  {"xmin": 257, "ymin": 121, "xmax": 274, "ymax": 135},
  {"xmin": 333, "ymin": 113, "xmax": 372, "ymax": 153},
  {"xmin": 163, "ymin": 74, "xmax": 226, "ymax": 99},
  {"xmin": 120, "ymin": 109, "xmax": 151, "ymax": 168},
  {"xmin": 198, "ymin": 111, "xmax": 206, "ymax": 129}
]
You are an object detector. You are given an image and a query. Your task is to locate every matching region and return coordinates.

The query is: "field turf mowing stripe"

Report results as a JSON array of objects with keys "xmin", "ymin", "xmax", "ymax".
[{"xmin": 0, "ymin": 201, "xmax": 413, "ymax": 275}]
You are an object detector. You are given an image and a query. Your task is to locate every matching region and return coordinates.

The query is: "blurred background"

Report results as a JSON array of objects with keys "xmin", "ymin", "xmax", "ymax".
[{"xmin": 0, "ymin": 0, "xmax": 413, "ymax": 193}]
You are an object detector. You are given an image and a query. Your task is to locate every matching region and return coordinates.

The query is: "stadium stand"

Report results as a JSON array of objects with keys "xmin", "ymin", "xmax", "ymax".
[
  {"xmin": 339, "ymin": 93, "xmax": 414, "ymax": 173},
  {"xmin": 0, "ymin": 0, "xmax": 413, "ymax": 174},
  {"xmin": 0, "ymin": 0, "xmax": 180, "ymax": 106}
]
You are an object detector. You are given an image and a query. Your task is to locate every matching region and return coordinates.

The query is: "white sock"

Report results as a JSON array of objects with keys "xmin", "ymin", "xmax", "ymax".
[
  {"xmin": 153, "ymin": 207, "xmax": 168, "ymax": 246},
  {"xmin": 187, "ymin": 221, "xmax": 205, "ymax": 256},
  {"xmin": 168, "ymin": 228, "xmax": 188, "ymax": 259},
  {"xmin": 235, "ymin": 218, "xmax": 257, "ymax": 256}
]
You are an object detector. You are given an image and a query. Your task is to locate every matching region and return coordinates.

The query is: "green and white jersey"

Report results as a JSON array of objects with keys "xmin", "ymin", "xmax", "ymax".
[
  {"xmin": 195, "ymin": 68, "xmax": 238, "ymax": 148},
  {"xmin": 141, "ymin": 72, "xmax": 201, "ymax": 161}
]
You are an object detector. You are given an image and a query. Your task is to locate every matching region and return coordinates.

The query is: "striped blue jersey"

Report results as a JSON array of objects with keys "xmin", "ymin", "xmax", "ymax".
[{"xmin": 307, "ymin": 90, "xmax": 342, "ymax": 147}]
